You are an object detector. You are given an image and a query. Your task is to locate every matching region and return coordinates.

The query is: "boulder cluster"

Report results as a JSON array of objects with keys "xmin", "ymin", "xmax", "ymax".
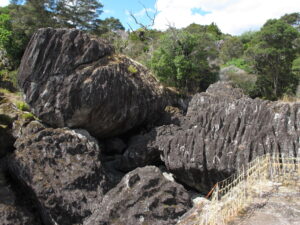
[{"xmin": 0, "ymin": 28, "xmax": 299, "ymax": 225}]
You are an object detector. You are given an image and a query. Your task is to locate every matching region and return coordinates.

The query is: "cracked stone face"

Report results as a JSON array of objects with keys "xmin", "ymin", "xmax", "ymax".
[{"xmin": 18, "ymin": 28, "xmax": 167, "ymax": 139}]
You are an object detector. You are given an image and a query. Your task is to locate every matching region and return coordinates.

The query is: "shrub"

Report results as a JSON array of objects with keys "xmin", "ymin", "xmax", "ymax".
[
  {"xmin": 0, "ymin": 69, "xmax": 18, "ymax": 91},
  {"xmin": 223, "ymin": 58, "xmax": 252, "ymax": 73}
]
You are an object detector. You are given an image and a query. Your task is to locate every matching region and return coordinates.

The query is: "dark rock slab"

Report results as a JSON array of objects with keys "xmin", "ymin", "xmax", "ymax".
[
  {"xmin": 96, "ymin": 82, "xmax": 300, "ymax": 193},
  {"xmin": 84, "ymin": 166, "xmax": 192, "ymax": 225},
  {"xmin": 18, "ymin": 28, "xmax": 167, "ymax": 138},
  {"xmin": 8, "ymin": 128, "xmax": 110, "ymax": 225}
]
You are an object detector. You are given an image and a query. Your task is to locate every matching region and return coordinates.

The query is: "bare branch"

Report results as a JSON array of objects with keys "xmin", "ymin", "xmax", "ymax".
[
  {"xmin": 128, "ymin": 0, "xmax": 158, "ymax": 31},
  {"xmin": 129, "ymin": 10, "xmax": 147, "ymax": 29},
  {"xmin": 138, "ymin": 0, "xmax": 158, "ymax": 27},
  {"xmin": 127, "ymin": 22, "xmax": 135, "ymax": 33}
]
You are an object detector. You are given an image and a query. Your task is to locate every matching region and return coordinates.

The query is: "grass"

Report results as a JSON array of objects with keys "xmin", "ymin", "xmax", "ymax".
[
  {"xmin": 15, "ymin": 101, "xmax": 30, "ymax": 111},
  {"xmin": 279, "ymin": 94, "xmax": 300, "ymax": 103},
  {"xmin": 21, "ymin": 112, "xmax": 35, "ymax": 120},
  {"xmin": 0, "ymin": 88, "xmax": 12, "ymax": 94}
]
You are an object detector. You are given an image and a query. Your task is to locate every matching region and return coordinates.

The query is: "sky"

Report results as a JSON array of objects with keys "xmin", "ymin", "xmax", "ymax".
[{"xmin": 1, "ymin": 0, "xmax": 300, "ymax": 35}]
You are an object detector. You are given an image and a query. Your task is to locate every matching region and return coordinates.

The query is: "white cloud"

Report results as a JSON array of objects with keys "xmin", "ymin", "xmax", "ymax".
[
  {"xmin": 0, "ymin": 0, "xmax": 10, "ymax": 7},
  {"xmin": 153, "ymin": 0, "xmax": 300, "ymax": 35}
]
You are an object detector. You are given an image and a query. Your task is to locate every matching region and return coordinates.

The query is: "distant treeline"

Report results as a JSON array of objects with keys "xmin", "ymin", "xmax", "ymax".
[{"xmin": 0, "ymin": 1, "xmax": 299, "ymax": 100}]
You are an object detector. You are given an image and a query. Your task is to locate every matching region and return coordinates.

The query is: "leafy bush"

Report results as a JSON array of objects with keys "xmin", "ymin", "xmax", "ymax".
[
  {"xmin": 292, "ymin": 56, "xmax": 300, "ymax": 74},
  {"xmin": 246, "ymin": 19, "xmax": 299, "ymax": 100},
  {"xmin": 223, "ymin": 58, "xmax": 252, "ymax": 73},
  {"xmin": 219, "ymin": 37, "xmax": 244, "ymax": 63},
  {"xmin": 150, "ymin": 30, "xmax": 218, "ymax": 93},
  {"xmin": 0, "ymin": 69, "xmax": 18, "ymax": 90},
  {"xmin": 226, "ymin": 69, "xmax": 257, "ymax": 97}
]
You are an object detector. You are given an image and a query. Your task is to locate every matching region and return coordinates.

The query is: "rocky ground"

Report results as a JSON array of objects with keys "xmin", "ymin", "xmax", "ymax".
[
  {"xmin": 230, "ymin": 183, "xmax": 300, "ymax": 225},
  {"xmin": 0, "ymin": 28, "xmax": 299, "ymax": 225}
]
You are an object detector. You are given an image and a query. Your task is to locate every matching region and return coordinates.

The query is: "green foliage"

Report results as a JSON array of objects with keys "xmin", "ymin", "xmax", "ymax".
[
  {"xmin": 150, "ymin": 29, "xmax": 218, "ymax": 93},
  {"xmin": 280, "ymin": 12, "xmax": 300, "ymax": 31},
  {"xmin": 184, "ymin": 23, "xmax": 223, "ymax": 40},
  {"xmin": 16, "ymin": 101, "xmax": 30, "ymax": 111},
  {"xmin": 223, "ymin": 58, "xmax": 252, "ymax": 73},
  {"xmin": 0, "ymin": 1, "xmax": 124, "ymax": 68},
  {"xmin": 246, "ymin": 19, "xmax": 299, "ymax": 100},
  {"xmin": 0, "ymin": 5, "xmax": 31, "ymax": 67},
  {"xmin": 127, "ymin": 65, "xmax": 138, "ymax": 74},
  {"xmin": 292, "ymin": 56, "xmax": 300, "ymax": 73},
  {"xmin": 93, "ymin": 17, "xmax": 124, "ymax": 35},
  {"xmin": 21, "ymin": 112, "xmax": 35, "ymax": 120},
  {"xmin": 115, "ymin": 29, "xmax": 163, "ymax": 67},
  {"xmin": 55, "ymin": 0, "xmax": 103, "ymax": 30},
  {"xmin": 224, "ymin": 68, "xmax": 257, "ymax": 97},
  {"xmin": 0, "ymin": 12, "xmax": 12, "ymax": 48},
  {"xmin": 0, "ymin": 88, "xmax": 11, "ymax": 94},
  {"xmin": 220, "ymin": 37, "xmax": 244, "ymax": 63},
  {"xmin": 238, "ymin": 31, "xmax": 258, "ymax": 50},
  {"xmin": 0, "ymin": 69, "xmax": 18, "ymax": 91}
]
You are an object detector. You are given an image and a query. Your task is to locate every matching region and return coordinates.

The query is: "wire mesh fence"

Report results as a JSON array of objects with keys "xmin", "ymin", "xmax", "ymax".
[{"xmin": 198, "ymin": 153, "xmax": 300, "ymax": 225}]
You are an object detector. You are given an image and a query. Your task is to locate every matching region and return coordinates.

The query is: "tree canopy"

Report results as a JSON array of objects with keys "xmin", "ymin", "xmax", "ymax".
[
  {"xmin": 150, "ymin": 29, "xmax": 218, "ymax": 93},
  {"xmin": 246, "ymin": 19, "xmax": 299, "ymax": 99},
  {"xmin": 0, "ymin": 0, "xmax": 125, "ymax": 68}
]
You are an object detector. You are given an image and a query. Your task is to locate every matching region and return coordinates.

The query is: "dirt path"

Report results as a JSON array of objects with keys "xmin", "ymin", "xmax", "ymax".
[{"xmin": 229, "ymin": 185, "xmax": 300, "ymax": 225}]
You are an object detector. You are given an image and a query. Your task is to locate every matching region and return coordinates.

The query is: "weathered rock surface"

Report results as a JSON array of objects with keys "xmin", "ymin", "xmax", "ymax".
[
  {"xmin": 8, "ymin": 128, "xmax": 110, "ymax": 225},
  {"xmin": 134, "ymin": 82, "xmax": 300, "ymax": 192},
  {"xmin": 0, "ymin": 169, "xmax": 41, "ymax": 225},
  {"xmin": 18, "ymin": 28, "xmax": 167, "ymax": 138},
  {"xmin": 84, "ymin": 166, "xmax": 192, "ymax": 225}
]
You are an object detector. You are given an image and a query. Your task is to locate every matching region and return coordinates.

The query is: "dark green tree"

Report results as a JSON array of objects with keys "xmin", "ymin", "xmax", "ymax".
[
  {"xmin": 92, "ymin": 17, "xmax": 124, "ymax": 35},
  {"xmin": 246, "ymin": 19, "xmax": 299, "ymax": 99},
  {"xmin": 280, "ymin": 12, "xmax": 300, "ymax": 31},
  {"xmin": 55, "ymin": 0, "xmax": 103, "ymax": 30},
  {"xmin": 150, "ymin": 29, "xmax": 218, "ymax": 93},
  {"xmin": 0, "ymin": 5, "xmax": 30, "ymax": 67},
  {"xmin": 220, "ymin": 36, "xmax": 244, "ymax": 63}
]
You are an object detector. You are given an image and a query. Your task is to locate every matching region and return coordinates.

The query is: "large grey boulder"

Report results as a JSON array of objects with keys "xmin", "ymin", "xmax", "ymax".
[
  {"xmin": 84, "ymin": 166, "xmax": 192, "ymax": 225},
  {"xmin": 8, "ymin": 128, "xmax": 110, "ymax": 225},
  {"xmin": 18, "ymin": 28, "xmax": 167, "ymax": 138},
  {"xmin": 158, "ymin": 82, "xmax": 300, "ymax": 192},
  {"xmin": 130, "ymin": 82, "xmax": 300, "ymax": 193}
]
